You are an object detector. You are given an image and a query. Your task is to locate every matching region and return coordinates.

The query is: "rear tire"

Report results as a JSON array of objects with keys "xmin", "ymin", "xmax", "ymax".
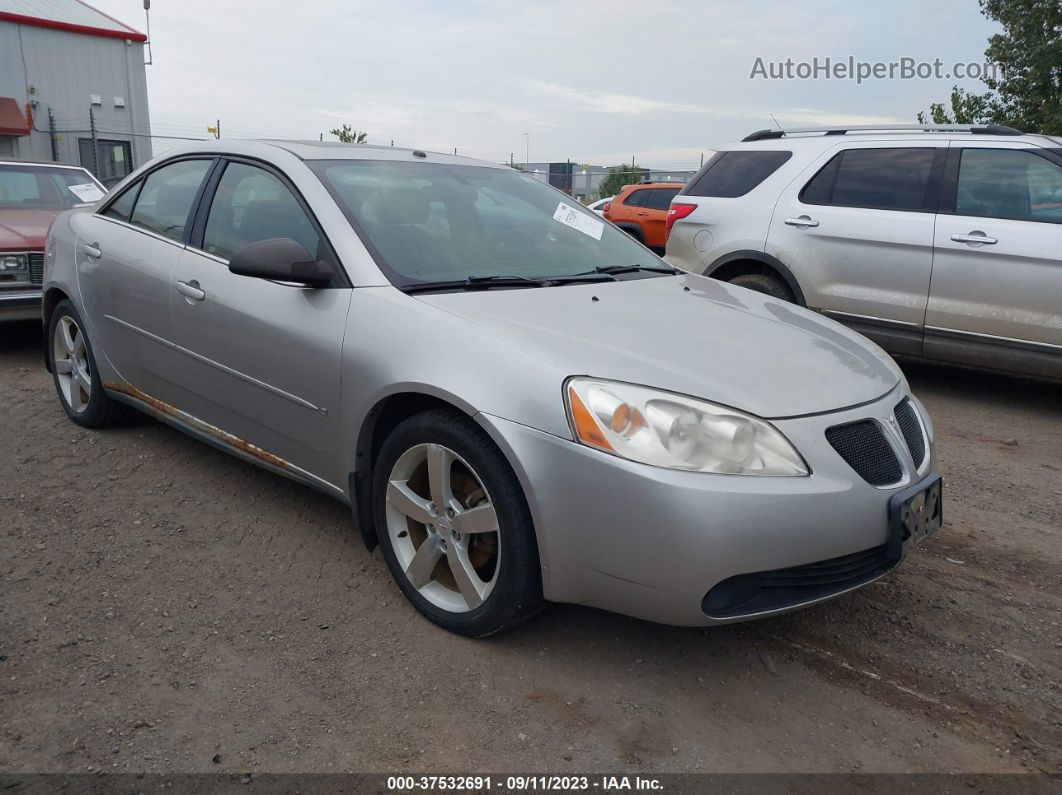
[
  {"xmin": 729, "ymin": 273, "xmax": 795, "ymax": 302},
  {"xmin": 48, "ymin": 299, "xmax": 128, "ymax": 428},
  {"xmin": 372, "ymin": 409, "xmax": 544, "ymax": 637}
]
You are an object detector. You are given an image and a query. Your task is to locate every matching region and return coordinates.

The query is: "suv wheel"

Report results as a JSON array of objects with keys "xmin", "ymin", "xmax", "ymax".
[
  {"xmin": 372, "ymin": 409, "xmax": 544, "ymax": 637},
  {"xmin": 729, "ymin": 273, "xmax": 795, "ymax": 302},
  {"xmin": 49, "ymin": 299, "xmax": 128, "ymax": 427}
]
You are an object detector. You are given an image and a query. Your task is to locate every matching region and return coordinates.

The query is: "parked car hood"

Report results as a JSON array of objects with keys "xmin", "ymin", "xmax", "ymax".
[
  {"xmin": 416, "ymin": 274, "xmax": 900, "ymax": 419},
  {"xmin": 0, "ymin": 209, "xmax": 60, "ymax": 250}
]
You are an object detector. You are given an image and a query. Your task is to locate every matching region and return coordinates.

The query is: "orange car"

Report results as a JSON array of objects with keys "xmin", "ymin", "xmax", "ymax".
[{"xmin": 602, "ymin": 182, "xmax": 684, "ymax": 250}]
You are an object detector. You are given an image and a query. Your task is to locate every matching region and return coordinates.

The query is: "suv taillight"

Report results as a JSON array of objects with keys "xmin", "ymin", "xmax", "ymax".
[
  {"xmin": 602, "ymin": 202, "xmax": 611, "ymax": 213},
  {"xmin": 665, "ymin": 203, "xmax": 697, "ymax": 240}
]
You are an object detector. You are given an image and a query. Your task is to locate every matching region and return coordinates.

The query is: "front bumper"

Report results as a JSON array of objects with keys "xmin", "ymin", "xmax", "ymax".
[
  {"xmin": 480, "ymin": 383, "xmax": 937, "ymax": 626},
  {"xmin": 0, "ymin": 289, "xmax": 43, "ymax": 322}
]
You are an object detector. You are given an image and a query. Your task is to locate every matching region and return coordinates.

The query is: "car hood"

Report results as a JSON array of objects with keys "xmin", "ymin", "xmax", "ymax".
[
  {"xmin": 416, "ymin": 274, "xmax": 900, "ymax": 419},
  {"xmin": 0, "ymin": 209, "xmax": 60, "ymax": 250}
]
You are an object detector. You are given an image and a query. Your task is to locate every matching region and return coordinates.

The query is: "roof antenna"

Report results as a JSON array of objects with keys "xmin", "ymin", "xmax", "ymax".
[
  {"xmin": 143, "ymin": 1, "xmax": 153, "ymax": 66},
  {"xmin": 769, "ymin": 112, "xmax": 782, "ymax": 130}
]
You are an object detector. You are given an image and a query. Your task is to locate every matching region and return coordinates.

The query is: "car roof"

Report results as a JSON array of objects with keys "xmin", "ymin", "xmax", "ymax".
[
  {"xmin": 143, "ymin": 139, "xmax": 508, "ymax": 170},
  {"xmin": 0, "ymin": 159, "xmax": 94, "ymax": 170}
]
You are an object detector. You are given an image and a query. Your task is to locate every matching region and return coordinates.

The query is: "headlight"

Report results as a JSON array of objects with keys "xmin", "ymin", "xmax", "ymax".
[
  {"xmin": 1, "ymin": 254, "xmax": 28, "ymax": 273},
  {"xmin": 565, "ymin": 378, "xmax": 809, "ymax": 476}
]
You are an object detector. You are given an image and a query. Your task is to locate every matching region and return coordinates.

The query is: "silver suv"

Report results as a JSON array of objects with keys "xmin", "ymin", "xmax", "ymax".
[{"xmin": 665, "ymin": 125, "xmax": 1062, "ymax": 381}]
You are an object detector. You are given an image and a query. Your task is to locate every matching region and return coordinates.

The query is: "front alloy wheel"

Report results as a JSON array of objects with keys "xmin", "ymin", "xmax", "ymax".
[
  {"xmin": 373, "ymin": 409, "xmax": 543, "ymax": 636},
  {"xmin": 53, "ymin": 314, "xmax": 92, "ymax": 414},
  {"xmin": 385, "ymin": 443, "xmax": 500, "ymax": 613}
]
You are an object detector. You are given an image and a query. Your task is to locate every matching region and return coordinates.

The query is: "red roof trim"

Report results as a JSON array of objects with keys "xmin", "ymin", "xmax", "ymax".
[{"xmin": 0, "ymin": 10, "xmax": 147, "ymax": 42}]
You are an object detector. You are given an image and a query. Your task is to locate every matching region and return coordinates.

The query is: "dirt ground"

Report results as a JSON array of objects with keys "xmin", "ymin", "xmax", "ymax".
[{"xmin": 1, "ymin": 319, "xmax": 1059, "ymax": 776}]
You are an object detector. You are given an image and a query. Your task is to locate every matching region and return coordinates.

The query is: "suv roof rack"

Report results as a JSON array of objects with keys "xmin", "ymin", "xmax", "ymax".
[{"xmin": 741, "ymin": 124, "xmax": 1024, "ymax": 142}]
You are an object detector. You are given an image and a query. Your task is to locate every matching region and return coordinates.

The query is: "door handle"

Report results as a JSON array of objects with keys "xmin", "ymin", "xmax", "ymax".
[
  {"xmin": 636, "ymin": 211, "xmax": 649, "ymax": 216},
  {"xmin": 82, "ymin": 242, "xmax": 102, "ymax": 258},
  {"xmin": 951, "ymin": 232, "xmax": 997, "ymax": 246},
  {"xmin": 175, "ymin": 279, "xmax": 206, "ymax": 301},
  {"xmin": 784, "ymin": 216, "xmax": 819, "ymax": 228}
]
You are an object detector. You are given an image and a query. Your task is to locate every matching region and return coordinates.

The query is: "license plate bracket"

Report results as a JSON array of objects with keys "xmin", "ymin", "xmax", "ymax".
[{"xmin": 887, "ymin": 476, "xmax": 943, "ymax": 561}]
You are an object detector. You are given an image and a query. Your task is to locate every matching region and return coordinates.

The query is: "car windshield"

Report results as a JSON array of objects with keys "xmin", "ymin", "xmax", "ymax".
[
  {"xmin": 311, "ymin": 160, "xmax": 668, "ymax": 287},
  {"xmin": 0, "ymin": 164, "xmax": 105, "ymax": 210}
]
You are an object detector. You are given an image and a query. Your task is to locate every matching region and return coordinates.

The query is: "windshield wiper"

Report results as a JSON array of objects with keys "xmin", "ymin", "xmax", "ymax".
[
  {"xmin": 580, "ymin": 264, "xmax": 680, "ymax": 277},
  {"xmin": 400, "ymin": 274, "xmax": 550, "ymax": 295}
]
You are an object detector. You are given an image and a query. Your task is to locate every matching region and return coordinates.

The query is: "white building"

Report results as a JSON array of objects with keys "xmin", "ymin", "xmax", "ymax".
[{"xmin": 0, "ymin": 0, "xmax": 152, "ymax": 182}]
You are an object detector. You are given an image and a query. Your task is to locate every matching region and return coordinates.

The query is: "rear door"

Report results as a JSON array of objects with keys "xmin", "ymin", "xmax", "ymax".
[
  {"xmin": 641, "ymin": 187, "xmax": 681, "ymax": 247},
  {"xmin": 927, "ymin": 143, "xmax": 1062, "ymax": 377},
  {"xmin": 767, "ymin": 142, "xmax": 946, "ymax": 355},
  {"xmin": 77, "ymin": 157, "xmax": 215, "ymax": 402},
  {"xmin": 168, "ymin": 158, "xmax": 352, "ymax": 487}
]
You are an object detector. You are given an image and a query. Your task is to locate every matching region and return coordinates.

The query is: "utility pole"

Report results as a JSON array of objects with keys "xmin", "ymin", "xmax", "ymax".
[
  {"xmin": 454, "ymin": 147, "xmax": 458, "ymax": 155},
  {"xmin": 700, "ymin": 152, "xmax": 704, "ymax": 167},
  {"xmin": 216, "ymin": 119, "xmax": 221, "ymax": 140},
  {"xmin": 523, "ymin": 132, "xmax": 529, "ymax": 165}
]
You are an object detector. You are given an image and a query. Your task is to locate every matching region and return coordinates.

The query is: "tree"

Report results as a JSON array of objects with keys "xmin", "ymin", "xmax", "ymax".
[
  {"xmin": 597, "ymin": 165, "xmax": 641, "ymax": 200},
  {"xmin": 330, "ymin": 123, "xmax": 368, "ymax": 143},
  {"xmin": 918, "ymin": 0, "xmax": 1061, "ymax": 134}
]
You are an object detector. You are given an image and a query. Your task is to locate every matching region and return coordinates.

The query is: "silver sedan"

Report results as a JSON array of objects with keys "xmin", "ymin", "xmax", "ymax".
[{"xmin": 43, "ymin": 141, "xmax": 942, "ymax": 636}]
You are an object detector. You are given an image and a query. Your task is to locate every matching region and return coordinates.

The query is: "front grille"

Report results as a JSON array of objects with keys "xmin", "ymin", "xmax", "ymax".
[
  {"xmin": 29, "ymin": 252, "xmax": 44, "ymax": 285},
  {"xmin": 826, "ymin": 420, "xmax": 902, "ymax": 486},
  {"xmin": 894, "ymin": 399, "xmax": 925, "ymax": 468},
  {"xmin": 703, "ymin": 544, "xmax": 895, "ymax": 618}
]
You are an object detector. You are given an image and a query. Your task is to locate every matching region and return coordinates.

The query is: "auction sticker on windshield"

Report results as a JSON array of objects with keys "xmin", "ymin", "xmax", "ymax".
[
  {"xmin": 68, "ymin": 183, "xmax": 105, "ymax": 203},
  {"xmin": 553, "ymin": 202, "xmax": 604, "ymax": 240}
]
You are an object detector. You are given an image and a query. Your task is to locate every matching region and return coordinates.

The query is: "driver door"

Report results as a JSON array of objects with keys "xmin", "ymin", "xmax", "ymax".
[{"xmin": 168, "ymin": 159, "xmax": 352, "ymax": 487}]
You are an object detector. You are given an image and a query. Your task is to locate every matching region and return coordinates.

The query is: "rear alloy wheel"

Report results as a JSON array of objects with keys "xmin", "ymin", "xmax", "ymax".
[
  {"xmin": 49, "ymin": 300, "xmax": 128, "ymax": 427},
  {"xmin": 373, "ymin": 410, "xmax": 543, "ymax": 636}
]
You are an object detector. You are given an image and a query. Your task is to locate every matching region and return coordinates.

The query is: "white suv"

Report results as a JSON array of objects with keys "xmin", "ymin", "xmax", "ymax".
[{"xmin": 664, "ymin": 124, "xmax": 1062, "ymax": 381}]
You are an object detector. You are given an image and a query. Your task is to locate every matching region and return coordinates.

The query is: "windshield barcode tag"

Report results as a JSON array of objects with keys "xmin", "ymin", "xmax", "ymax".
[{"xmin": 553, "ymin": 202, "xmax": 604, "ymax": 240}]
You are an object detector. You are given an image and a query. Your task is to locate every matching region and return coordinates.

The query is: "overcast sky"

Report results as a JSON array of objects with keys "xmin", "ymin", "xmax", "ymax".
[{"xmin": 89, "ymin": 0, "xmax": 999, "ymax": 169}]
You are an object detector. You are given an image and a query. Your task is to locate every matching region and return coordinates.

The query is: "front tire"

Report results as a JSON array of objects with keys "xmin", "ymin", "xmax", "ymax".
[
  {"xmin": 372, "ymin": 409, "xmax": 544, "ymax": 637},
  {"xmin": 49, "ymin": 299, "xmax": 128, "ymax": 428}
]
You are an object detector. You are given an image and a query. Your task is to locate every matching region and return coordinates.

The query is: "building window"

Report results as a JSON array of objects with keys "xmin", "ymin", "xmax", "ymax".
[{"xmin": 79, "ymin": 138, "xmax": 133, "ymax": 183}]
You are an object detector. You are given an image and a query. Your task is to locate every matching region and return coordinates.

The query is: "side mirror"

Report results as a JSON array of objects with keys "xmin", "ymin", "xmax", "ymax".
[{"xmin": 228, "ymin": 238, "xmax": 332, "ymax": 287}]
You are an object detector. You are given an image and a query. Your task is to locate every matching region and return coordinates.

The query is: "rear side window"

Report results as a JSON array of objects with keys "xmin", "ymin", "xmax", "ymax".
[
  {"xmin": 802, "ymin": 148, "xmax": 936, "ymax": 212},
  {"xmin": 684, "ymin": 151, "xmax": 792, "ymax": 198},
  {"xmin": 623, "ymin": 189, "xmax": 648, "ymax": 207},
  {"xmin": 954, "ymin": 148, "xmax": 1062, "ymax": 224},
  {"xmin": 645, "ymin": 187, "xmax": 681, "ymax": 210},
  {"xmin": 129, "ymin": 159, "xmax": 212, "ymax": 242}
]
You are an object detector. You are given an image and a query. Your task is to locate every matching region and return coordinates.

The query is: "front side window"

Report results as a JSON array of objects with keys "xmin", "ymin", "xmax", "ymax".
[
  {"xmin": 128, "ymin": 159, "xmax": 213, "ymax": 242},
  {"xmin": 311, "ymin": 160, "xmax": 665, "ymax": 286},
  {"xmin": 645, "ymin": 187, "xmax": 681, "ymax": 210},
  {"xmin": 955, "ymin": 148, "xmax": 1062, "ymax": 224},
  {"xmin": 203, "ymin": 162, "xmax": 320, "ymax": 260},
  {"xmin": 684, "ymin": 151, "xmax": 792, "ymax": 198},
  {"xmin": 0, "ymin": 164, "xmax": 104, "ymax": 209},
  {"xmin": 802, "ymin": 148, "xmax": 936, "ymax": 212}
]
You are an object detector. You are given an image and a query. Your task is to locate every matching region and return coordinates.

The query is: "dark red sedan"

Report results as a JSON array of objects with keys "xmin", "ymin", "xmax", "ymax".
[{"xmin": 1, "ymin": 160, "xmax": 105, "ymax": 321}]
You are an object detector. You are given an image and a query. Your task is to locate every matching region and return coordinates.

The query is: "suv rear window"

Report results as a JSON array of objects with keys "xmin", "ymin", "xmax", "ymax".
[
  {"xmin": 801, "ymin": 148, "xmax": 936, "ymax": 212},
  {"xmin": 683, "ymin": 151, "xmax": 792, "ymax": 198},
  {"xmin": 623, "ymin": 188, "xmax": 648, "ymax": 207}
]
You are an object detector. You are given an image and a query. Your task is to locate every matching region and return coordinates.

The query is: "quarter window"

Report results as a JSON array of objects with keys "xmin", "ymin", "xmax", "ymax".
[
  {"xmin": 203, "ymin": 162, "xmax": 320, "ymax": 260},
  {"xmin": 103, "ymin": 182, "xmax": 140, "ymax": 222},
  {"xmin": 801, "ymin": 148, "xmax": 936, "ymax": 212},
  {"xmin": 623, "ymin": 189, "xmax": 648, "ymax": 207},
  {"xmin": 685, "ymin": 151, "xmax": 792, "ymax": 198},
  {"xmin": 128, "ymin": 159, "xmax": 212, "ymax": 242},
  {"xmin": 955, "ymin": 149, "xmax": 1062, "ymax": 224}
]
